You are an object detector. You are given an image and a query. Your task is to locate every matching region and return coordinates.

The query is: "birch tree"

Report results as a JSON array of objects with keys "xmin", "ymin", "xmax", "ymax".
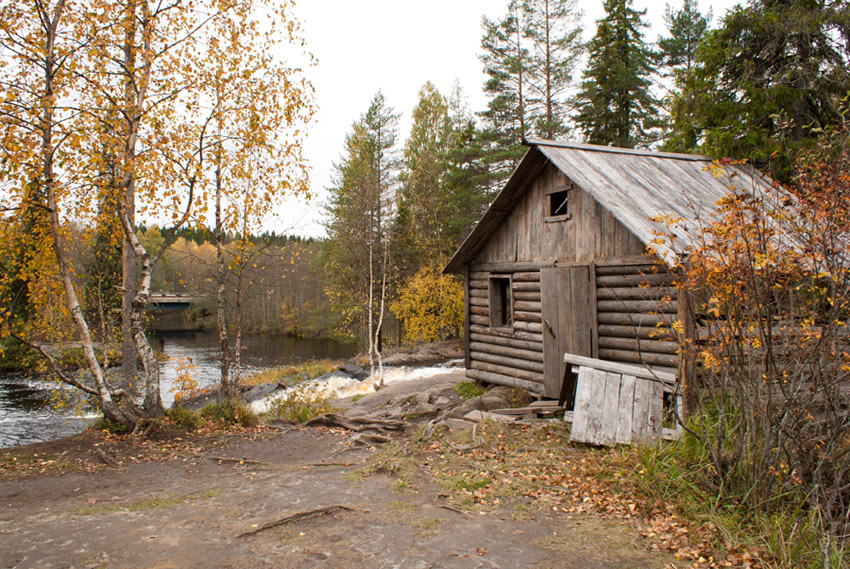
[
  {"xmin": 200, "ymin": 0, "xmax": 314, "ymax": 401},
  {"xmin": 0, "ymin": 0, "xmax": 313, "ymax": 427}
]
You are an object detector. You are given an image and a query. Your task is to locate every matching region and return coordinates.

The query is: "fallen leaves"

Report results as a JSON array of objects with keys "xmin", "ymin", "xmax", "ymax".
[
  {"xmin": 0, "ymin": 423, "xmax": 279, "ymax": 478},
  {"xmin": 420, "ymin": 422, "xmax": 763, "ymax": 569}
]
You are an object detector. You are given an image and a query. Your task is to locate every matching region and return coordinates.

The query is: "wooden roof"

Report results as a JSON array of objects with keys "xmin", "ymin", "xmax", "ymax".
[{"xmin": 444, "ymin": 139, "xmax": 778, "ymax": 272}]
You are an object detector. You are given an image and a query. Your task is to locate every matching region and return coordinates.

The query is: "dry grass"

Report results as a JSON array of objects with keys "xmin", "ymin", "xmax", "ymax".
[{"xmin": 242, "ymin": 359, "xmax": 343, "ymax": 387}]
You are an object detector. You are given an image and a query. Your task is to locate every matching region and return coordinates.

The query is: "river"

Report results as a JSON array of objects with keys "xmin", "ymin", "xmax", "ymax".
[{"xmin": 0, "ymin": 332, "xmax": 356, "ymax": 449}]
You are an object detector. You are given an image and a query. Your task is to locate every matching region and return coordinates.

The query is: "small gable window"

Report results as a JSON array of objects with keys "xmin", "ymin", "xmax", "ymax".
[
  {"xmin": 489, "ymin": 276, "xmax": 513, "ymax": 328},
  {"xmin": 545, "ymin": 185, "xmax": 571, "ymax": 222}
]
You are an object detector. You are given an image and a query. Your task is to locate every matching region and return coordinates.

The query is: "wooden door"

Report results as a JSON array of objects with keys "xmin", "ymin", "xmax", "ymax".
[{"xmin": 541, "ymin": 266, "xmax": 593, "ymax": 399}]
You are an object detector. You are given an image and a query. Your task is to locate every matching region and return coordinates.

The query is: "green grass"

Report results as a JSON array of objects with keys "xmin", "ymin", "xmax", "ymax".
[
  {"xmin": 74, "ymin": 489, "xmax": 222, "ymax": 516},
  {"xmin": 453, "ymin": 380, "xmax": 486, "ymax": 399},
  {"xmin": 127, "ymin": 496, "xmax": 184, "ymax": 511}
]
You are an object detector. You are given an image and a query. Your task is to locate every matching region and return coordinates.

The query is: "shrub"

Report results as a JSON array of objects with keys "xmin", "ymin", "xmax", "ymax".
[
  {"xmin": 653, "ymin": 127, "xmax": 850, "ymax": 564},
  {"xmin": 270, "ymin": 384, "xmax": 335, "ymax": 423},
  {"xmin": 392, "ymin": 261, "xmax": 464, "ymax": 343},
  {"xmin": 166, "ymin": 407, "xmax": 202, "ymax": 432},
  {"xmin": 200, "ymin": 399, "xmax": 258, "ymax": 428}
]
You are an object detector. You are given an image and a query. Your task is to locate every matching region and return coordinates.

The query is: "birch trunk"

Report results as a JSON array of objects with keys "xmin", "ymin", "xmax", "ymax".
[{"xmin": 40, "ymin": 0, "xmax": 141, "ymax": 427}]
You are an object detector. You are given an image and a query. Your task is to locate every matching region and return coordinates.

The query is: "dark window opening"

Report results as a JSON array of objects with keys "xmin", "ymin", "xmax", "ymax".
[
  {"xmin": 489, "ymin": 277, "xmax": 513, "ymax": 328},
  {"xmin": 549, "ymin": 189, "xmax": 569, "ymax": 217}
]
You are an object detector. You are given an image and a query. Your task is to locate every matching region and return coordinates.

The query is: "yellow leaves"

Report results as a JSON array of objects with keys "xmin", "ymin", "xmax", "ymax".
[{"xmin": 391, "ymin": 261, "xmax": 464, "ymax": 343}]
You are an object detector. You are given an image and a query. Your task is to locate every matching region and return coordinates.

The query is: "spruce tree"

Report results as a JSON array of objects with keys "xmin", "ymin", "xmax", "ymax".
[
  {"xmin": 442, "ymin": 81, "xmax": 492, "ymax": 248},
  {"xmin": 676, "ymin": 0, "xmax": 850, "ymax": 180},
  {"xmin": 574, "ymin": 0, "xmax": 660, "ymax": 148}
]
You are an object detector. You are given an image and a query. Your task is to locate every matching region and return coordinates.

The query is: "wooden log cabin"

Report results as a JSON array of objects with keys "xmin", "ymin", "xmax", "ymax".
[{"xmin": 444, "ymin": 139, "xmax": 776, "ymax": 402}]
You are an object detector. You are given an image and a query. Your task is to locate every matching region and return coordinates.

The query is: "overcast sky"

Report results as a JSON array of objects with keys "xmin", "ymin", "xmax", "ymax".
[{"xmin": 272, "ymin": 0, "xmax": 741, "ymax": 238}]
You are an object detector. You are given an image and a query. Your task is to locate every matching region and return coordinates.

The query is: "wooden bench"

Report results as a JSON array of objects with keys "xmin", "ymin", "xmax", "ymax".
[{"xmin": 561, "ymin": 353, "xmax": 683, "ymax": 446}]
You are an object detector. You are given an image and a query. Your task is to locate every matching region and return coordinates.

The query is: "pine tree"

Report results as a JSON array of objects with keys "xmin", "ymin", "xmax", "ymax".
[
  {"xmin": 478, "ymin": 2, "xmax": 528, "ymax": 190},
  {"xmin": 657, "ymin": 0, "xmax": 712, "ymax": 151},
  {"xmin": 657, "ymin": 0, "xmax": 710, "ymax": 79},
  {"xmin": 574, "ymin": 0, "xmax": 660, "ymax": 148},
  {"xmin": 321, "ymin": 91, "xmax": 399, "ymax": 357},
  {"xmin": 521, "ymin": 0, "xmax": 584, "ymax": 139}
]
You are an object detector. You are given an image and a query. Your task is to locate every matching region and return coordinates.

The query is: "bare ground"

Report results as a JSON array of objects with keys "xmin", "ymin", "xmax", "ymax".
[{"xmin": 0, "ymin": 370, "xmax": 674, "ymax": 569}]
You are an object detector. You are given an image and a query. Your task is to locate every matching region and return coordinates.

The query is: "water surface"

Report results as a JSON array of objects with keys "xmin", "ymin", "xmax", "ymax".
[{"xmin": 0, "ymin": 333, "xmax": 355, "ymax": 449}]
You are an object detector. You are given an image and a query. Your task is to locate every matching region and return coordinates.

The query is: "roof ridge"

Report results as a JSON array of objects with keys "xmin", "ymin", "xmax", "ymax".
[{"xmin": 523, "ymin": 138, "xmax": 711, "ymax": 162}]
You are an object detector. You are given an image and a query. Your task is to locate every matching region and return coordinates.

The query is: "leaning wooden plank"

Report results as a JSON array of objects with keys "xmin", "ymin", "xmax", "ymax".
[
  {"xmin": 599, "ymin": 371, "xmax": 623, "ymax": 446},
  {"xmin": 648, "ymin": 379, "xmax": 664, "ymax": 443},
  {"xmin": 615, "ymin": 374, "xmax": 637, "ymax": 444},
  {"xmin": 585, "ymin": 368, "xmax": 609, "ymax": 445},
  {"xmin": 631, "ymin": 378, "xmax": 652, "ymax": 444},
  {"xmin": 568, "ymin": 366, "xmax": 595, "ymax": 443},
  {"xmin": 563, "ymin": 353, "xmax": 677, "ymax": 384},
  {"xmin": 598, "ymin": 348, "xmax": 679, "ymax": 368}
]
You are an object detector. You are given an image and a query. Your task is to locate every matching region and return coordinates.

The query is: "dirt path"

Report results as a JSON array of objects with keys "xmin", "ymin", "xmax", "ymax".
[{"xmin": 1, "ymin": 372, "xmax": 673, "ymax": 569}]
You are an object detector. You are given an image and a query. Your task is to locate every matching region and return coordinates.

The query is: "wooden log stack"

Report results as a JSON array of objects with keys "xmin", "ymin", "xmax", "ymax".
[
  {"xmin": 594, "ymin": 264, "xmax": 679, "ymax": 375},
  {"xmin": 466, "ymin": 270, "xmax": 545, "ymax": 393}
]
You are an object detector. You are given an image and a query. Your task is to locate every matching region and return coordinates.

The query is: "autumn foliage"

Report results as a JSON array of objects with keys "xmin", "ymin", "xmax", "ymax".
[
  {"xmin": 391, "ymin": 262, "xmax": 464, "ymax": 344},
  {"xmin": 668, "ymin": 124, "xmax": 850, "ymax": 565}
]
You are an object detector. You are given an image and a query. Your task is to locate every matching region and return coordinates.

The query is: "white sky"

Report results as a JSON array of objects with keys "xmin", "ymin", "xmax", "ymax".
[{"xmin": 272, "ymin": 0, "xmax": 742, "ymax": 239}]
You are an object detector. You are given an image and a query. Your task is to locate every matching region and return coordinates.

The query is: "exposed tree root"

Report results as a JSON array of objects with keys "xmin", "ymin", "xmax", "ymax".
[
  {"xmin": 349, "ymin": 433, "xmax": 391, "ymax": 446},
  {"xmin": 237, "ymin": 505, "xmax": 360, "ymax": 538},
  {"xmin": 208, "ymin": 456, "xmax": 269, "ymax": 466},
  {"xmin": 303, "ymin": 413, "xmax": 405, "ymax": 435},
  {"xmin": 435, "ymin": 504, "xmax": 472, "ymax": 518}
]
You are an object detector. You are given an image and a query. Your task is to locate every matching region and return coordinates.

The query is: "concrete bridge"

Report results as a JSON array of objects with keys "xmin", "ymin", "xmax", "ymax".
[{"xmin": 147, "ymin": 293, "xmax": 205, "ymax": 332}]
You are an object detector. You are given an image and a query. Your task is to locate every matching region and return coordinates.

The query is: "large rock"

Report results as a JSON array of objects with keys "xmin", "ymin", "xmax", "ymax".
[
  {"xmin": 381, "ymin": 340, "xmax": 463, "ymax": 367},
  {"xmin": 314, "ymin": 370, "xmax": 355, "ymax": 383},
  {"xmin": 446, "ymin": 386, "xmax": 519, "ymax": 419},
  {"xmin": 340, "ymin": 363, "xmax": 369, "ymax": 381},
  {"xmin": 241, "ymin": 381, "xmax": 284, "ymax": 403}
]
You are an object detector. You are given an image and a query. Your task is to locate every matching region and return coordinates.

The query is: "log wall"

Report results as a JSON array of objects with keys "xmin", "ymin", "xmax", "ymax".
[
  {"xmin": 466, "ymin": 268, "xmax": 545, "ymax": 393},
  {"xmin": 594, "ymin": 263, "xmax": 679, "ymax": 376}
]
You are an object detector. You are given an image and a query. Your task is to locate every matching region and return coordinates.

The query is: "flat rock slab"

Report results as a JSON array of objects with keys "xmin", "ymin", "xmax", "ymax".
[{"xmin": 1, "ymin": 371, "xmax": 674, "ymax": 569}]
